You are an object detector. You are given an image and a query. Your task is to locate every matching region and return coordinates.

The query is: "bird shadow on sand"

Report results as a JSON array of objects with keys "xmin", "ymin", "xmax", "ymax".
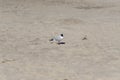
[{"xmin": 57, "ymin": 42, "xmax": 66, "ymax": 45}]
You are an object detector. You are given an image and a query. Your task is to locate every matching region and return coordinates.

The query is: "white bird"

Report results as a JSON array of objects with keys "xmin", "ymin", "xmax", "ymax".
[{"xmin": 49, "ymin": 34, "xmax": 64, "ymax": 43}]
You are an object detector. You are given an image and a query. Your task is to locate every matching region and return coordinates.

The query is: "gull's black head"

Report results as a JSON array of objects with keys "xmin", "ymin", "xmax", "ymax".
[{"xmin": 60, "ymin": 34, "xmax": 63, "ymax": 37}]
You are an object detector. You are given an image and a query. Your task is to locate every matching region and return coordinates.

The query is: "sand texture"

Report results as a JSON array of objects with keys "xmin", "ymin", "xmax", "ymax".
[{"xmin": 0, "ymin": 0, "xmax": 120, "ymax": 80}]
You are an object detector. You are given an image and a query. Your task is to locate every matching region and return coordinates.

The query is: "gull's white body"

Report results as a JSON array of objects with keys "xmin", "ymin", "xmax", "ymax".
[
  {"xmin": 50, "ymin": 34, "xmax": 64, "ymax": 43},
  {"xmin": 53, "ymin": 35, "xmax": 63, "ymax": 42}
]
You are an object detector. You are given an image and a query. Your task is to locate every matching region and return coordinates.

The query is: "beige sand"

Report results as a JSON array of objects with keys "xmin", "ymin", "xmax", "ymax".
[{"xmin": 0, "ymin": 0, "xmax": 120, "ymax": 80}]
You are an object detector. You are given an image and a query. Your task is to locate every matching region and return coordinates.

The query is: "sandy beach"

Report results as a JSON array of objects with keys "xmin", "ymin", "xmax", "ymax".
[{"xmin": 0, "ymin": 0, "xmax": 120, "ymax": 80}]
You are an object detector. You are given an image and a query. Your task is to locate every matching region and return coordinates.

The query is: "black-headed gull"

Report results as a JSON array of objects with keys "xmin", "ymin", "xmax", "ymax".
[{"xmin": 49, "ymin": 34, "xmax": 64, "ymax": 43}]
